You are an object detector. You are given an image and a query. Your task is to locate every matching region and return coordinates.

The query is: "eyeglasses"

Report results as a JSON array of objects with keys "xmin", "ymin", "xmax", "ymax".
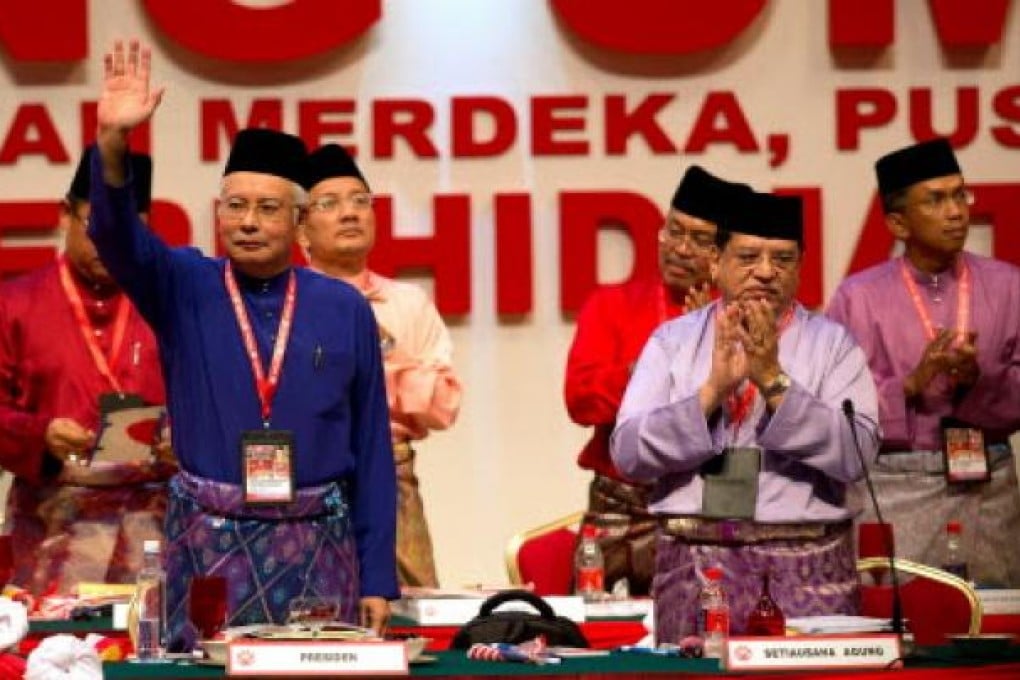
[
  {"xmin": 658, "ymin": 227, "xmax": 717, "ymax": 252},
  {"xmin": 910, "ymin": 188, "xmax": 974, "ymax": 215},
  {"xmin": 218, "ymin": 197, "xmax": 295, "ymax": 224},
  {"xmin": 728, "ymin": 249, "xmax": 800, "ymax": 272},
  {"xmin": 308, "ymin": 192, "xmax": 374, "ymax": 214}
]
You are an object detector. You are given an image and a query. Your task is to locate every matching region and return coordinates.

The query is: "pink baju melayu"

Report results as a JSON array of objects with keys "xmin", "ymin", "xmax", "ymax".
[
  {"xmin": 827, "ymin": 252, "xmax": 1020, "ymax": 586},
  {"xmin": 338, "ymin": 270, "xmax": 461, "ymax": 587}
]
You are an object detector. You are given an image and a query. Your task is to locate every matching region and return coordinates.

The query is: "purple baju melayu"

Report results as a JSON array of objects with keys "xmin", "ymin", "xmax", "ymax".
[
  {"xmin": 611, "ymin": 301, "xmax": 880, "ymax": 643},
  {"xmin": 827, "ymin": 253, "xmax": 1020, "ymax": 586}
]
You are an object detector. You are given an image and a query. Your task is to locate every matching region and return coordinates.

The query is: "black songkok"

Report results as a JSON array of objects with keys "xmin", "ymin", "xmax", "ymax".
[
  {"xmin": 730, "ymin": 191, "xmax": 804, "ymax": 245},
  {"xmin": 222, "ymin": 128, "xmax": 307, "ymax": 185},
  {"xmin": 68, "ymin": 146, "xmax": 153, "ymax": 211},
  {"xmin": 671, "ymin": 165, "xmax": 751, "ymax": 229},
  {"xmin": 303, "ymin": 144, "xmax": 369, "ymax": 191},
  {"xmin": 875, "ymin": 138, "xmax": 962, "ymax": 196}
]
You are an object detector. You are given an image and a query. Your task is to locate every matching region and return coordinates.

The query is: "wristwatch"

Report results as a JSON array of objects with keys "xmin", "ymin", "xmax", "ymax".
[{"xmin": 761, "ymin": 372, "xmax": 791, "ymax": 398}]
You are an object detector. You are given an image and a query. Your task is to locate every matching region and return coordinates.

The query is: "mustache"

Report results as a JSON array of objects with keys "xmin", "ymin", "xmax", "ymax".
[{"xmin": 663, "ymin": 254, "xmax": 705, "ymax": 268}]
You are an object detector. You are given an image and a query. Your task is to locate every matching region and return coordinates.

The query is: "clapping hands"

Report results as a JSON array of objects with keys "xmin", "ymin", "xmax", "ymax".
[
  {"xmin": 699, "ymin": 300, "xmax": 784, "ymax": 414},
  {"xmin": 905, "ymin": 329, "xmax": 979, "ymax": 397}
]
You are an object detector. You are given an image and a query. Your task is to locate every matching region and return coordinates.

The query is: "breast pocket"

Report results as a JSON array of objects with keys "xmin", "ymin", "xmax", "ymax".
[{"xmin": 308, "ymin": 347, "xmax": 355, "ymax": 419}]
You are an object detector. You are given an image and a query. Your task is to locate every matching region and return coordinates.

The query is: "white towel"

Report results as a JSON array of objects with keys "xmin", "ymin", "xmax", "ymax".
[
  {"xmin": 0, "ymin": 597, "xmax": 29, "ymax": 652},
  {"xmin": 24, "ymin": 635, "xmax": 102, "ymax": 680}
]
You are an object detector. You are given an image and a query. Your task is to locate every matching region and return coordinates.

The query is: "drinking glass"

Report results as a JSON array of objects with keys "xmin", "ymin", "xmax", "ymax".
[
  {"xmin": 189, "ymin": 576, "xmax": 228, "ymax": 640},
  {"xmin": 286, "ymin": 596, "xmax": 341, "ymax": 636},
  {"xmin": 0, "ymin": 535, "xmax": 12, "ymax": 591}
]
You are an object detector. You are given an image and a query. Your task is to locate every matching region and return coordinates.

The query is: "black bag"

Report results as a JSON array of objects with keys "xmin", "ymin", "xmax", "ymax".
[{"xmin": 450, "ymin": 590, "xmax": 589, "ymax": 649}]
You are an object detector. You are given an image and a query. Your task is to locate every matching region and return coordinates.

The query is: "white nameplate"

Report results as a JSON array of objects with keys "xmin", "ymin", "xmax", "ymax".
[
  {"xmin": 226, "ymin": 640, "xmax": 408, "ymax": 676},
  {"xmin": 978, "ymin": 589, "xmax": 1020, "ymax": 615},
  {"xmin": 725, "ymin": 634, "xmax": 901, "ymax": 671}
]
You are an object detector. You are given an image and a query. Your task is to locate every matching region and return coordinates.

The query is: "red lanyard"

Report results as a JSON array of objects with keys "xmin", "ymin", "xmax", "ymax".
[
  {"xmin": 724, "ymin": 305, "xmax": 795, "ymax": 432},
  {"xmin": 899, "ymin": 257, "xmax": 971, "ymax": 343},
  {"xmin": 58, "ymin": 258, "xmax": 131, "ymax": 395},
  {"xmin": 224, "ymin": 262, "xmax": 297, "ymax": 425}
]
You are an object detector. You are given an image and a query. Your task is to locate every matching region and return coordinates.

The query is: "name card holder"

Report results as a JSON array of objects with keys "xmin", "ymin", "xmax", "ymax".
[
  {"xmin": 725, "ymin": 634, "xmax": 901, "ymax": 672},
  {"xmin": 226, "ymin": 640, "xmax": 408, "ymax": 676}
]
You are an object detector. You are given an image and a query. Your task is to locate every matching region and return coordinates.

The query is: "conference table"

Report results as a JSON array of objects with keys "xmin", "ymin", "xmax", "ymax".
[
  {"xmin": 25, "ymin": 617, "xmax": 1020, "ymax": 679},
  {"xmin": 98, "ymin": 646, "xmax": 1020, "ymax": 679}
]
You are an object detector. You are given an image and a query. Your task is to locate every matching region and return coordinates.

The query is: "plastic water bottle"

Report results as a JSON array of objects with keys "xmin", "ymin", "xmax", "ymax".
[
  {"xmin": 133, "ymin": 539, "xmax": 167, "ymax": 661},
  {"xmin": 697, "ymin": 567, "xmax": 730, "ymax": 659},
  {"xmin": 574, "ymin": 524, "xmax": 605, "ymax": 601},
  {"xmin": 941, "ymin": 520, "xmax": 969, "ymax": 581}
]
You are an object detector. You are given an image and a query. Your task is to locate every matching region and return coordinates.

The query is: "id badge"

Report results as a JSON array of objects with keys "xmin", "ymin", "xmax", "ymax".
[
  {"xmin": 241, "ymin": 430, "xmax": 295, "ymax": 504},
  {"xmin": 700, "ymin": 446, "xmax": 761, "ymax": 520},
  {"xmin": 941, "ymin": 418, "xmax": 990, "ymax": 484}
]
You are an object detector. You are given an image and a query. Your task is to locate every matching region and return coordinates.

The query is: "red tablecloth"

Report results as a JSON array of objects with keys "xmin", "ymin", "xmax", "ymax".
[{"xmin": 982, "ymin": 614, "xmax": 1020, "ymax": 635}]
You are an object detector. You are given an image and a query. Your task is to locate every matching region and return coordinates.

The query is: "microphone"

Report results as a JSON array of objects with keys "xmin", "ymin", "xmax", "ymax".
[{"xmin": 842, "ymin": 398, "xmax": 905, "ymax": 638}]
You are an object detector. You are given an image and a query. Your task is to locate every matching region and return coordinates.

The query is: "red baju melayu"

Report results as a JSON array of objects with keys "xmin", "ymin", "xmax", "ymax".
[
  {"xmin": 564, "ymin": 277, "xmax": 686, "ymax": 595},
  {"xmin": 0, "ymin": 259, "xmax": 171, "ymax": 596}
]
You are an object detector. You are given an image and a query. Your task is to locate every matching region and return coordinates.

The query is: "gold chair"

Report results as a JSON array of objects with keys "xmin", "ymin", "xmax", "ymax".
[
  {"xmin": 857, "ymin": 557, "xmax": 982, "ymax": 645},
  {"xmin": 505, "ymin": 511, "xmax": 584, "ymax": 596}
]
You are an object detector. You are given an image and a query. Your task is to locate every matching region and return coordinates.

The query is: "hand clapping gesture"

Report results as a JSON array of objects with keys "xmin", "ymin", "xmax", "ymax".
[
  {"xmin": 699, "ymin": 302, "xmax": 748, "ymax": 414},
  {"xmin": 683, "ymin": 281, "xmax": 714, "ymax": 313},
  {"xmin": 699, "ymin": 298, "xmax": 787, "ymax": 416},
  {"xmin": 946, "ymin": 332, "xmax": 980, "ymax": 388},
  {"xmin": 732, "ymin": 298, "xmax": 782, "ymax": 391},
  {"xmin": 905, "ymin": 329, "xmax": 980, "ymax": 397}
]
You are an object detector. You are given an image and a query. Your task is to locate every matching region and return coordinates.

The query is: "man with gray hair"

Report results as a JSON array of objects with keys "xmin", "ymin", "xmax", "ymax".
[{"xmin": 87, "ymin": 39, "xmax": 397, "ymax": 649}]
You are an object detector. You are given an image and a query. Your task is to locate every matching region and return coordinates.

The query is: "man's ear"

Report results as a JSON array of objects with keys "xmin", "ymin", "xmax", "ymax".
[
  {"xmin": 295, "ymin": 223, "xmax": 311, "ymax": 252},
  {"xmin": 59, "ymin": 198, "xmax": 74, "ymax": 216},
  {"xmin": 58, "ymin": 199, "xmax": 76, "ymax": 232},
  {"xmin": 885, "ymin": 211, "xmax": 910, "ymax": 241}
]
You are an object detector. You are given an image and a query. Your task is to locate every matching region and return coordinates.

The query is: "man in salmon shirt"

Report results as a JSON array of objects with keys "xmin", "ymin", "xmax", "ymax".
[{"xmin": 299, "ymin": 143, "xmax": 462, "ymax": 588}]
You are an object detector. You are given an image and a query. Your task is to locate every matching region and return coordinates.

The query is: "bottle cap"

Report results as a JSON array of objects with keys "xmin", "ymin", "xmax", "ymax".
[
  {"xmin": 581, "ymin": 524, "xmax": 599, "ymax": 539},
  {"xmin": 705, "ymin": 567, "xmax": 723, "ymax": 581},
  {"xmin": 946, "ymin": 520, "xmax": 962, "ymax": 534},
  {"xmin": 143, "ymin": 539, "xmax": 161, "ymax": 553}
]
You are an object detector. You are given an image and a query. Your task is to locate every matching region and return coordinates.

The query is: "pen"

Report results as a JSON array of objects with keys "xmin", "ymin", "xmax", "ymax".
[
  {"xmin": 490, "ymin": 644, "xmax": 560, "ymax": 665},
  {"xmin": 616, "ymin": 645, "xmax": 681, "ymax": 656}
]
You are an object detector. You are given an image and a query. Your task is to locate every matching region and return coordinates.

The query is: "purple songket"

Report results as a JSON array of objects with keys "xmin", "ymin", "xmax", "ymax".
[{"xmin": 164, "ymin": 471, "xmax": 358, "ymax": 651}]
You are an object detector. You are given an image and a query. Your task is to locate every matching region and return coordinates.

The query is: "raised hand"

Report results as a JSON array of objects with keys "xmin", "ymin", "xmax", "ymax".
[{"xmin": 97, "ymin": 39, "xmax": 165, "ymax": 135}]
